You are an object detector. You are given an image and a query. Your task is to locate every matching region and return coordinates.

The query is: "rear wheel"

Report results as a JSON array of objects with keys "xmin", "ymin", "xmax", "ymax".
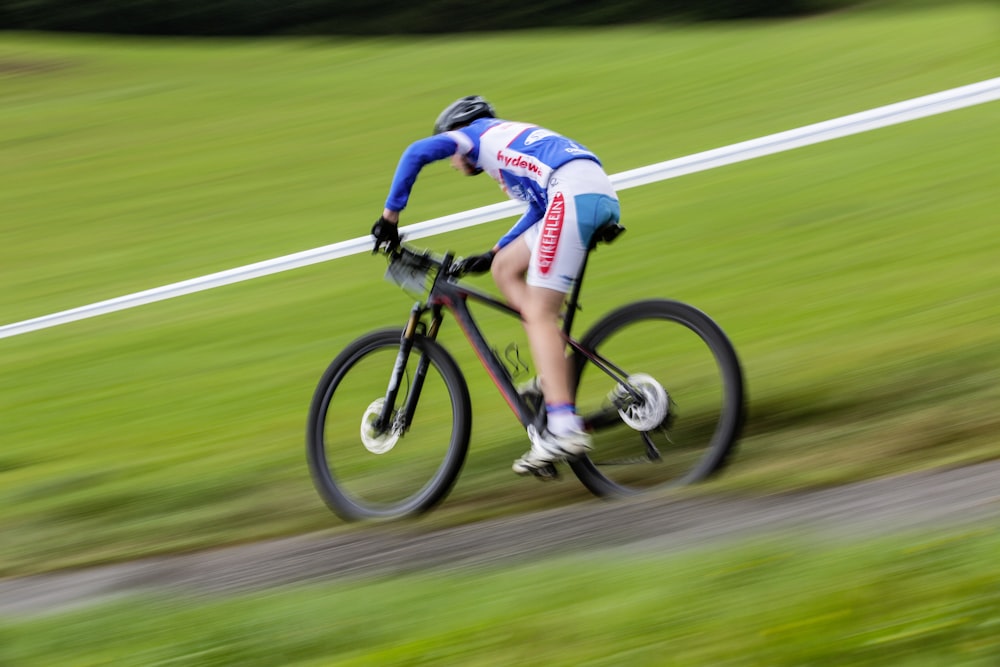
[
  {"xmin": 307, "ymin": 329, "xmax": 471, "ymax": 520},
  {"xmin": 569, "ymin": 300, "xmax": 745, "ymax": 496}
]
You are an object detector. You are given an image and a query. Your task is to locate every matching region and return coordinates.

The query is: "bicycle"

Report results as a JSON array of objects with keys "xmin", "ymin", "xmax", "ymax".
[{"xmin": 306, "ymin": 222, "xmax": 745, "ymax": 521}]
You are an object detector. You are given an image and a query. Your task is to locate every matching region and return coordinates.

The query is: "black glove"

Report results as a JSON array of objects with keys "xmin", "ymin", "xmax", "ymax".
[
  {"xmin": 455, "ymin": 250, "xmax": 495, "ymax": 275},
  {"xmin": 371, "ymin": 216, "xmax": 400, "ymax": 253}
]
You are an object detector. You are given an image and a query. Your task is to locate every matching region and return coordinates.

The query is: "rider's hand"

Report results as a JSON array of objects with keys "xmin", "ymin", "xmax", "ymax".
[
  {"xmin": 371, "ymin": 216, "xmax": 400, "ymax": 253},
  {"xmin": 455, "ymin": 250, "xmax": 495, "ymax": 275}
]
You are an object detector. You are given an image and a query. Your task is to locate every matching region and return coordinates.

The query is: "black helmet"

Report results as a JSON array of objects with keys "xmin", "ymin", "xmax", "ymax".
[{"xmin": 433, "ymin": 95, "xmax": 496, "ymax": 135}]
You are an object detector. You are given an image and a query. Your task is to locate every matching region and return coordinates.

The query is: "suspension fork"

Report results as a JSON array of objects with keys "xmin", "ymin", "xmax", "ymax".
[
  {"xmin": 375, "ymin": 303, "xmax": 421, "ymax": 432},
  {"xmin": 400, "ymin": 305, "xmax": 443, "ymax": 429},
  {"xmin": 375, "ymin": 302, "xmax": 443, "ymax": 433}
]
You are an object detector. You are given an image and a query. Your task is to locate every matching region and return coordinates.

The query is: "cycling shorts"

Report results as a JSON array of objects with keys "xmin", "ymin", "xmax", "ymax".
[{"xmin": 522, "ymin": 159, "xmax": 620, "ymax": 293}]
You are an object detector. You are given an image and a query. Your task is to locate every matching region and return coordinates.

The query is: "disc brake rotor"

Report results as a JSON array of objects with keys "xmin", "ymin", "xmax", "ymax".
[
  {"xmin": 360, "ymin": 398, "xmax": 401, "ymax": 454},
  {"xmin": 616, "ymin": 373, "xmax": 669, "ymax": 431}
]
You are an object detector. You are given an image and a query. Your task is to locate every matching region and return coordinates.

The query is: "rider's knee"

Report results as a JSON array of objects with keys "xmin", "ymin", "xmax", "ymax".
[
  {"xmin": 491, "ymin": 250, "xmax": 520, "ymax": 291},
  {"xmin": 520, "ymin": 287, "xmax": 565, "ymax": 325}
]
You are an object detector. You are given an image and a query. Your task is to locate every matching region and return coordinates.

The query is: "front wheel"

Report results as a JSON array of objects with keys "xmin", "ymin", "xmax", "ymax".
[
  {"xmin": 569, "ymin": 300, "xmax": 745, "ymax": 497},
  {"xmin": 306, "ymin": 329, "xmax": 471, "ymax": 521}
]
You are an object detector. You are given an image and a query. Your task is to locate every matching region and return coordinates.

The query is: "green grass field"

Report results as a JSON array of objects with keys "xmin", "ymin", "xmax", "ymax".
[
  {"xmin": 2, "ymin": 527, "xmax": 999, "ymax": 665},
  {"xmin": 2, "ymin": 1, "xmax": 1000, "ymax": 580}
]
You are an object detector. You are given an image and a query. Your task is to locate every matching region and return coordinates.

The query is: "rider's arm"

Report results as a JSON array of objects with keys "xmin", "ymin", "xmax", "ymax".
[
  {"xmin": 495, "ymin": 201, "xmax": 545, "ymax": 250},
  {"xmin": 384, "ymin": 135, "xmax": 459, "ymax": 213}
]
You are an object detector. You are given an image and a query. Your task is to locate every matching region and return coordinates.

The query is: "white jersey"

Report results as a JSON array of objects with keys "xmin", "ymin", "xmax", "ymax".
[
  {"xmin": 446, "ymin": 119, "xmax": 601, "ymax": 211},
  {"xmin": 382, "ymin": 117, "xmax": 612, "ymax": 257}
]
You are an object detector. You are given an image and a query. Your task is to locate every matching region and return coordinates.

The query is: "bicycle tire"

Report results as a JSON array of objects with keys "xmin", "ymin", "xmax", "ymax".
[
  {"xmin": 306, "ymin": 328, "xmax": 471, "ymax": 521},
  {"xmin": 568, "ymin": 299, "xmax": 745, "ymax": 497}
]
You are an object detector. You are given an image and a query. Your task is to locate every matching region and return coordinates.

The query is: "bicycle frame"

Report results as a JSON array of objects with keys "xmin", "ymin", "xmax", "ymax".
[
  {"xmin": 309, "ymin": 225, "xmax": 746, "ymax": 520},
  {"xmin": 376, "ymin": 240, "xmax": 633, "ymax": 436}
]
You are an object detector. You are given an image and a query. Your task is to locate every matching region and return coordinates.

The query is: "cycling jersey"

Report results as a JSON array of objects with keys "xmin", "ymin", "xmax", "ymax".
[{"xmin": 384, "ymin": 118, "xmax": 603, "ymax": 250}]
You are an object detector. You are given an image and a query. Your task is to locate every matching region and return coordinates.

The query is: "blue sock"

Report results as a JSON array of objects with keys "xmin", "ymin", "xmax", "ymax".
[{"xmin": 546, "ymin": 403, "xmax": 583, "ymax": 435}]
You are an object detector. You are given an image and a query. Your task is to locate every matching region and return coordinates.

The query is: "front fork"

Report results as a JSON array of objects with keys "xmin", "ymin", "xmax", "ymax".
[{"xmin": 375, "ymin": 303, "xmax": 442, "ymax": 433}]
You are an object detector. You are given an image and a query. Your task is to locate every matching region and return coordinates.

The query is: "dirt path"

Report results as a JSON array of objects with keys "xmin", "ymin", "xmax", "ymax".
[{"xmin": 2, "ymin": 460, "xmax": 999, "ymax": 616}]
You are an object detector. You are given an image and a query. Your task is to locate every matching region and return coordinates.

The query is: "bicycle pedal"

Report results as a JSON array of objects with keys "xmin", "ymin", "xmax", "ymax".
[{"xmin": 530, "ymin": 463, "xmax": 559, "ymax": 481}]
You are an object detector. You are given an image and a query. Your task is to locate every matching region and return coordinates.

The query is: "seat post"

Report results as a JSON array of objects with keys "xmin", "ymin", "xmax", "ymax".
[
  {"xmin": 562, "ymin": 222, "xmax": 623, "ymax": 336},
  {"xmin": 561, "ymin": 249, "xmax": 591, "ymax": 337}
]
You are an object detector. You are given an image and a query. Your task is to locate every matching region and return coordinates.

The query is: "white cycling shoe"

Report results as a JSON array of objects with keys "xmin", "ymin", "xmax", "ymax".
[{"xmin": 512, "ymin": 425, "xmax": 593, "ymax": 476}]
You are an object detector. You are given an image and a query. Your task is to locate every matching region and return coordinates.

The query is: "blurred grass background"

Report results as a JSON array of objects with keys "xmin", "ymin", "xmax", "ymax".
[
  {"xmin": 2, "ymin": 1, "xmax": 1000, "ymax": 577},
  {"xmin": 3, "ymin": 527, "xmax": 999, "ymax": 665}
]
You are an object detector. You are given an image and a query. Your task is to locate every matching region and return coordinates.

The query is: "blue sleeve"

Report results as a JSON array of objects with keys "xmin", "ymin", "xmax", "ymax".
[
  {"xmin": 384, "ymin": 135, "xmax": 458, "ymax": 212},
  {"xmin": 496, "ymin": 201, "xmax": 545, "ymax": 250}
]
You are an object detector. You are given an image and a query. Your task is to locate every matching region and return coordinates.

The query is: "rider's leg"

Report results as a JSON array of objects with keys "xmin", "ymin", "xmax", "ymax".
[
  {"xmin": 491, "ymin": 239, "xmax": 530, "ymax": 311},
  {"xmin": 494, "ymin": 227, "xmax": 591, "ymax": 475},
  {"xmin": 493, "ymin": 243, "xmax": 574, "ymax": 411},
  {"xmin": 499, "ymin": 162, "xmax": 618, "ymax": 474},
  {"xmin": 519, "ymin": 285, "xmax": 574, "ymax": 408}
]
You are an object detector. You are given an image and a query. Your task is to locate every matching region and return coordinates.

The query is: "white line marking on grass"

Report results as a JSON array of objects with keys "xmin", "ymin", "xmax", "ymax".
[{"xmin": 3, "ymin": 76, "xmax": 999, "ymax": 340}]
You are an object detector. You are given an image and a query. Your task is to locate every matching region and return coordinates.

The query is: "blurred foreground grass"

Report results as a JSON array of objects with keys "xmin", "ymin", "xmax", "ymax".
[
  {"xmin": 2, "ymin": 1, "xmax": 1000, "ymax": 576},
  {"xmin": 2, "ymin": 526, "xmax": 999, "ymax": 665}
]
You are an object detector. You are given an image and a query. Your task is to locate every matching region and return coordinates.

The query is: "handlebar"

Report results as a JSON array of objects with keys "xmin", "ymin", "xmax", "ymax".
[
  {"xmin": 381, "ymin": 243, "xmax": 466, "ymax": 296},
  {"xmin": 386, "ymin": 242, "xmax": 480, "ymax": 275}
]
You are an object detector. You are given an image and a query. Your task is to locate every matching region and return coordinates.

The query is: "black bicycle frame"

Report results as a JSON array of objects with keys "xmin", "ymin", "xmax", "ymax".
[{"xmin": 377, "ymin": 244, "xmax": 633, "ymax": 434}]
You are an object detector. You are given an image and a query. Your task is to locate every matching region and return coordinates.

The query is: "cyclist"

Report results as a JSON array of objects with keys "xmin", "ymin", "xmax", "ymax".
[{"xmin": 371, "ymin": 95, "xmax": 621, "ymax": 476}]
